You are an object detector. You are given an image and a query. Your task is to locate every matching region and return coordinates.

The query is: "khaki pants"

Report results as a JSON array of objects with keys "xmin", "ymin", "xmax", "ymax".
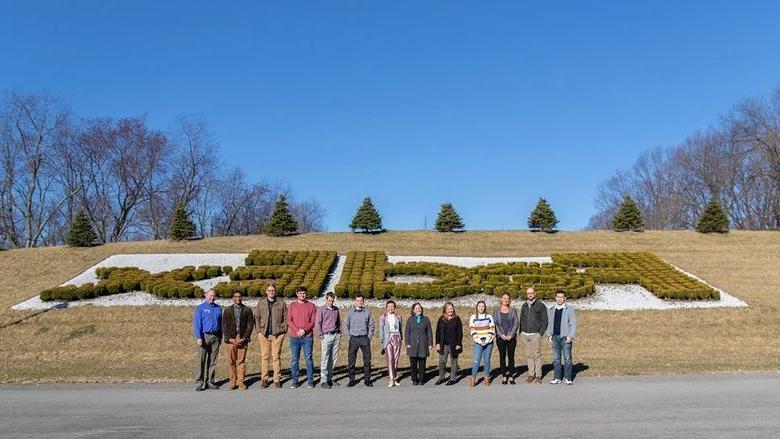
[
  {"xmin": 259, "ymin": 333, "xmax": 285, "ymax": 383},
  {"xmin": 521, "ymin": 332, "xmax": 543, "ymax": 377},
  {"xmin": 227, "ymin": 343, "xmax": 248, "ymax": 387}
]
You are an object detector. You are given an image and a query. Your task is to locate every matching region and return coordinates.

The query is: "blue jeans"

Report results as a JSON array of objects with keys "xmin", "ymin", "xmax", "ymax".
[
  {"xmin": 551, "ymin": 335, "xmax": 573, "ymax": 380},
  {"xmin": 471, "ymin": 342, "xmax": 493, "ymax": 377},
  {"xmin": 290, "ymin": 336, "xmax": 314, "ymax": 385}
]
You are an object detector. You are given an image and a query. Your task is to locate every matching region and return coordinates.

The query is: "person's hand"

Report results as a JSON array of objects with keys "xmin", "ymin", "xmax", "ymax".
[
  {"xmin": 455, "ymin": 345, "xmax": 461, "ymax": 351},
  {"xmin": 435, "ymin": 344, "xmax": 441, "ymax": 353},
  {"xmin": 407, "ymin": 345, "xmax": 411, "ymax": 349},
  {"xmin": 548, "ymin": 336, "xmax": 552, "ymax": 343},
  {"xmin": 565, "ymin": 337, "xmax": 572, "ymax": 344},
  {"xmin": 297, "ymin": 329, "xmax": 305, "ymax": 337},
  {"xmin": 196, "ymin": 338, "xmax": 203, "ymax": 346}
]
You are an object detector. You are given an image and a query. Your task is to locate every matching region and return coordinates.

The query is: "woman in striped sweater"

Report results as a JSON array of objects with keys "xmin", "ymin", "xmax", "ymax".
[{"xmin": 469, "ymin": 300, "xmax": 496, "ymax": 387}]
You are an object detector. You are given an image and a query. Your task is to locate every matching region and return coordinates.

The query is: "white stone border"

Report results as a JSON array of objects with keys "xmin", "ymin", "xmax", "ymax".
[{"xmin": 10, "ymin": 253, "xmax": 747, "ymax": 311}]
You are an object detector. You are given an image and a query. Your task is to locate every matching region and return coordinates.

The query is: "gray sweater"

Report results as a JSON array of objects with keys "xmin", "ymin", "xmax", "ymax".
[
  {"xmin": 344, "ymin": 307, "xmax": 375, "ymax": 338},
  {"xmin": 493, "ymin": 307, "xmax": 519, "ymax": 338}
]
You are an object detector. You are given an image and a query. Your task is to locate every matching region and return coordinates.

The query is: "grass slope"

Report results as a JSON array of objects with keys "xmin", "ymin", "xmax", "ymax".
[{"xmin": 0, "ymin": 230, "xmax": 778, "ymax": 382}]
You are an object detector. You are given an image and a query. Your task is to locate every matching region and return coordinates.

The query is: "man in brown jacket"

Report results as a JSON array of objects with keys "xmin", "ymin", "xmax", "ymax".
[
  {"xmin": 254, "ymin": 284, "xmax": 288, "ymax": 388},
  {"xmin": 222, "ymin": 291, "xmax": 255, "ymax": 390}
]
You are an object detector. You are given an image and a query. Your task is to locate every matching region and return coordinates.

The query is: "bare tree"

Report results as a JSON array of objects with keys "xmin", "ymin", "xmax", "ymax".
[
  {"xmin": 0, "ymin": 91, "xmax": 76, "ymax": 247},
  {"xmin": 77, "ymin": 117, "xmax": 169, "ymax": 243}
]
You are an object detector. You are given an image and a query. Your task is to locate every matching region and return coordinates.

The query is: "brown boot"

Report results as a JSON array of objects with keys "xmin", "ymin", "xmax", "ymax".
[
  {"xmin": 470, "ymin": 376, "xmax": 476, "ymax": 387},
  {"xmin": 483, "ymin": 375, "xmax": 490, "ymax": 386},
  {"xmin": 260, "ymin": 379, "xmax": 270, "ymax": 389},
  {"xmin": 238, "ymin": 382, "xmax": 247, "ymax": 390},
  {"xmin": 525, "ymin": 375, "xmax": 535, "ymax": 383},
  {"xmin": 534, "ymin": 377, "xmax": 542, "ymax": 384}
]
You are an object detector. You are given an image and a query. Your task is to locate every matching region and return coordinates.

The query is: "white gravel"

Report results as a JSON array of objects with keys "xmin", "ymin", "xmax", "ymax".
[
  {"xmin": 10, "ymin": 253, "xmax": 748, "ymax": 311},
  {"xmin": 387, "ymin": 275, "xmax": 438, "ymax": 284},
  {"xmin": 387, "ymin": 255, "xmax": 552, "ymax": 267}
]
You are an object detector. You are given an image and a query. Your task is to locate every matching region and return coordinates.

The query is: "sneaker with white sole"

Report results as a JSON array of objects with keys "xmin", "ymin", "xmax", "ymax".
[
  {"xmin": 563, "ymin": 378, "xmax": 573, "ymax": 385},
  {"xmin": 387, "ymin": 381, "xmax": 394, "ymax": 388},
  {"xmin": 394, "ymin": 381, "xmax": 401, "ymax": 387},
  {"xmin": 549, "ymin": 378, "xmax": 562, "ymax": 385}
]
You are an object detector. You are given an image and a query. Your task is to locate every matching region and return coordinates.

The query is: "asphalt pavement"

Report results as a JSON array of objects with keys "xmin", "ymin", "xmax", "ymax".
[{"xmin": 1, "ymin": 374, "xmax": 779, "ymax": 438}]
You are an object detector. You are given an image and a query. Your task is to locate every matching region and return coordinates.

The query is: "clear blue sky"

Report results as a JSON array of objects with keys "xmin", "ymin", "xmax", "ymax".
[{"xmin": 2, "ymin": 1, "xmax": 780, "ymax": 231}]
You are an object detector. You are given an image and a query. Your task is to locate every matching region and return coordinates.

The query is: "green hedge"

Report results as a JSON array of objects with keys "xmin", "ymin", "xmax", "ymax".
[
  {"xmin": 40, "ymin": 265, "xmax": 226, "ymax": 302},
  {"xmin": 333, "ymin": 251, "xmax": 717, "ymax": 301}
]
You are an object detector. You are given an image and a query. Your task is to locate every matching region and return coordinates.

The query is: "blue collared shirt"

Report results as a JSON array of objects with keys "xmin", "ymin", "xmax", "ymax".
[{"xmin": 193, "ymin": 301, "xmax": 222, "ymax": 340}]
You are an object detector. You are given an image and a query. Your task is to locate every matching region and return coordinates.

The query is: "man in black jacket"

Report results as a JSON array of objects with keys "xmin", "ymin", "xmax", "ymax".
[
  {"xmin": 519, "ymin": 287, "xmax": 548, "ymax": 384},
  {"xmin": 222, "ymin": 292, "xmax": 255, "ymax": 390}
]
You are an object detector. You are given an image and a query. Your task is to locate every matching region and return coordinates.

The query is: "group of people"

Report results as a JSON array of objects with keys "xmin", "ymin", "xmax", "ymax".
[{"xmin": 192, "ymin": 284, "xmax": 577, "ymax": 391}]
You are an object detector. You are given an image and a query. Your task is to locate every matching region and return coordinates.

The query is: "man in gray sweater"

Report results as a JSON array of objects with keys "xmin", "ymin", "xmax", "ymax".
[
  {"xmin": 344, "ymin": 294, "xmax": 375, "ymax": 387},
  {"xmin": 519, "ymin": 287, "xmax": 548, "ymax": 384}
]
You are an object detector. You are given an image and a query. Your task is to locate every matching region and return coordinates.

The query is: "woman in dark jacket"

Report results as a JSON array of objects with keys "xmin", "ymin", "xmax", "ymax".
[
  {"xmin": 434, "ymin": 301, "xmax": 463, "ymax": 386},
  {"xmin": 405, "ymin": 302, "xmax": 433, "ymax": 386}
]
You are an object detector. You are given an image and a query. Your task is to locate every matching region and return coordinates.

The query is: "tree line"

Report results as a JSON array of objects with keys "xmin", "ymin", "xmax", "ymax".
[
  {"xmin": 588, "ymin": 84, "xmax": 780, "ymax": 231},
  {"xmin": 0, "ymin": 90, "xmax": 325, "ymax": 249}
]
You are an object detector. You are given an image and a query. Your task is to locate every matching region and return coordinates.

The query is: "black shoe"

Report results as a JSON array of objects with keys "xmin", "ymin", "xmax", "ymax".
[
  {"xmin": 320, "ymin": 382, "xmax": 331, "ymax": 389},
  {"xmin": 195, "ymin": 385, "xmax": 205, "ymax": 391},
  {"xmin": 347, "ymin": 380, "xmax": 357, "ymax": 388},
  {"xmin": 206, "ymin": 382, "xmax": 219, "ymax": 390},
  {"xmin": 364, "ymin": 381, "xmax": 373, "ymax": 387},
  {"xmin": 435, "ymin": 378, "xmax": 447, "ymax": 386},
  {"xmin": 445, "ymin": 380, "xmax": 457, "ymax": 386},
  {"xmin": 411, "ymin": 381, "xmax": 418, "ymax": 386}
]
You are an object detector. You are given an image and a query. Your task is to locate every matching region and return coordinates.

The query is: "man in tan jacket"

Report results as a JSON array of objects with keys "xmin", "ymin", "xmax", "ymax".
[
  {"xmin": 222, "ymin": 291, "xmax": 254, "ymax": 390},
  {"xmin": 255, "ymin": 284, "xmax": 288, "ymax": 388}
]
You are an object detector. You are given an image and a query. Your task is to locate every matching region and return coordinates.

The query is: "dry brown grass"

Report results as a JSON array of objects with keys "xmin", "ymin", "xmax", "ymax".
[{"xmin": 1, "ymin": 230, "xmax": 778, "ymax": 382}]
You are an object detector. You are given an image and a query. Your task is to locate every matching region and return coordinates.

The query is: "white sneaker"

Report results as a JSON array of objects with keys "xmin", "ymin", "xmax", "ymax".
[
  {"xmin": 394, "ymin": 381, "xmax": 401, "ymax": 387},
  {"xmin": 549, "ymin": 378, "xmax": 562, "ymax": 385},
  {"xmin": 563, "ymin": 378, "xmax": 573, "ymax": 385},
  {"xmin": 387, "ymin": 381, "xmax": 394, "ymax": 388}
]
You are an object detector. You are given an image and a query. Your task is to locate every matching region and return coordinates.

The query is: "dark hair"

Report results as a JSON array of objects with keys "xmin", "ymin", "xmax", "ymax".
[
  {"xmin": 555, "ymin": 289, "xmax": 566, "ymax": 297},
  {"xmin": 385, "ymin": 300, "xmax": 396, "ymax": 309},
  {"xmin": 410, "ymin": 302, "xmax": 423, "ymax": 316},
  {"xmin": 266, "ymin": 283, "xmax": 276, "ymax": 290},
  {"xmin": 355, "ymin": 294, "xmax": 364, "ymax": 300},
  {"xmin": 325, "ymin": 292, "xmax": 335, "ymax": 299},
  {"xmin": 296, "ymin": 286, "xmax": 308, "ymax": 293},
  {"xmin": 475, "ymin": 300, "xmax": 487, "ymax": 315},
  {"xmin": 232, "ymin": 291, "xmax": 244, "ymax": 297}
]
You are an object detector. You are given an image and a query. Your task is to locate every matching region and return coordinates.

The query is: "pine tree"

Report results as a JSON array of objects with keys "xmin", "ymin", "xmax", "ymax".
[
  {"xmin": 350, "ymin": 197, "xmax": 383, "ymax": 233},
  {"xmin": 435, "ymin": 202, "xmax": 465, "ymax": 232},
  {"xmin": 169, "ymin": 204, "xmax": 197, "ymax": 241},
  {"xmin": 696, "ymin": 198, "xmax": 729, "ymax": 233},
  {"xmin": 527, "ymin": 198, "xmax": 559, "ymax": 232},
  {"xmin": 612, "ymin": 196, "xmax": 646, "ymax": 232},
  {"xmin": 263, "ymin": 195, "xmax": 298, "ymax": 237},
  {"xmin": 66, "ymin": 209, "xmax": 97, "ymax": 247}
]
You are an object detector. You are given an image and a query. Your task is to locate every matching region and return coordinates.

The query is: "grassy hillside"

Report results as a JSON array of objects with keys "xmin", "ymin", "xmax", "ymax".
[{"xmin": 1, "ymin": 230, "xmax": 778, "ymax": 382}]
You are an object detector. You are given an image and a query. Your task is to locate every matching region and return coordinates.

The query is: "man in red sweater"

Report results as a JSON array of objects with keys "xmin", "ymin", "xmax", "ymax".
[{"xmin": 287, "ymin": 286, "xmax": 317, "ymax": 388}]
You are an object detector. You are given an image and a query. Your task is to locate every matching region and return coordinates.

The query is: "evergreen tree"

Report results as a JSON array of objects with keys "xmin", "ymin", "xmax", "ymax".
[
  {"xmin": 263, "ymin": 195, "xmax": 298, "ymax": 236},
  {"xmin": 435, "ymin": 202, "xmax": 465, "ymax": 232},
  {"xmin": 350, "ymin": 197, "xmax": 383, "ymax": 233},
  {"xmin": 527, "ymin": 198, "xmax": 559, "ymax": 232},
  {"xmin": 696, "ymin": 198, "xmax": 729, "ymax": 233},
  {"xmin": 612, "ymin": 196, "xmax": 646, "ymax": 232},
  {"xmin": 169, "ymin": 204, "xmax": 197, "ymax": 241},
  {"xmin": 66, "ymin": 209, "xmax": 98, "ymax": 247}
]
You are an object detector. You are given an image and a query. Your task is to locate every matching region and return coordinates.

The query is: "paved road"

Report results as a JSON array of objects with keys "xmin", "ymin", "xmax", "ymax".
[{"xmin": 1, "ymin": 374, "xmax": 779, "ymax": 438}]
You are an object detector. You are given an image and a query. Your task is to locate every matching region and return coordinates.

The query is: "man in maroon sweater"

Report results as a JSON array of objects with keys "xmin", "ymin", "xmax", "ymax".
[{"xmin": 287, "ymin": 286, "xmax": 317, "ymax": 388}]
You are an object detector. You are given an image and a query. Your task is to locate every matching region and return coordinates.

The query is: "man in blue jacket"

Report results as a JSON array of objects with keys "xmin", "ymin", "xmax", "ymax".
[
  {"xmin": 193, "ymin": 289, "xmax": 222, "ymax": 391},
  {"xmin": 545, "ymin": 289, "xmax": 577, "ymax": 385}
]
